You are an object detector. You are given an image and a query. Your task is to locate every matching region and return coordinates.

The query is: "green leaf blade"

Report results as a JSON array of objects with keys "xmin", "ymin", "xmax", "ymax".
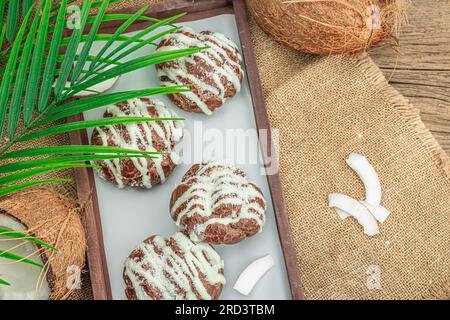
[
  {"xmin": 22, "ymin": 0, "xmax": 52, "ymax": 124},
  {"xmin": 0, "ymin": 248, "xmax": 43, "ymax": 268},
  {"xmin": 0, "ymin": 145, "xmax": 160, "ymax": 159},
  {"xmin": 7, "ymin": 1, "xmax": 45, "ymax": 138},
  {"xmin": 39, "ymin": 86, "xmax": 188, "ymax": 125},
  {"xmin": 54, "ymin": 0, "xmax": 93, "ymax": 97},
  {"xmin": 38, "ymin": 0, "xmax": 68, "ymax": 113},
  {"xmin": 66, "ymin": 47, "xmax": 205, "ymax": 97},
  {"xmin": 71, "ymin": 0, "xmax": 110, "ymax": 83},
  {"xmin": 0, "ymin": 227, "xmax": 58, "ymax": 252},
  {"xmin": 89, "ymin": 5, "xmax": 150, "ymax": 71},
  {"xmin": 0, "ymin": 154, "xmax": 158, "ymax": 174},
  {"xmin": 0, "ymin": 163, "xmax": 97, "ymax": 185},
  {"xmin": 5, "ymin": 0, "xmax": 19, "ymax": 43},
  {"xmin": 0, "ymin": 6, "xmax": 34, "ymax": 138}
]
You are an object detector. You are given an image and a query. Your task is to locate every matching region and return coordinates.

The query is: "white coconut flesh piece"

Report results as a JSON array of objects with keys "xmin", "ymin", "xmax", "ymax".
[
  {"xmin": 328, "ymin": 193, "xmax": 379, "ymax": 236},
  {"xmin": 0, "ymin": 214, "xmax": 50, "ymax": 300},
  {"xmin": 346, "ymin": 153, "xmax": 381, "ymax": 205},
  {"xmin": 345, "ymin": 153, "xmax": 390, "ymax": 223},
  {"xmin": 233, "ymin": 255, "xmax": 275, "ymax": 296}
]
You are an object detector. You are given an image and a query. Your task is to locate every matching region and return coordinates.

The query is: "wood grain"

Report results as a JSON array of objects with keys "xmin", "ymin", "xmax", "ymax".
[{"xmin": 370, "ymin": 0, "xmax": 450, "ymax": 154}]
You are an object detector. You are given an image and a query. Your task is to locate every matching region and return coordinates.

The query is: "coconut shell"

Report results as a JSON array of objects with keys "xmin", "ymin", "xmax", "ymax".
[
  {"xmin": 246, "ymin": 0, "xmax": 406, "ymax": 55},
  {"xmin": 0, "ymin": 188, "xmax": 86, "ymax": 300}
]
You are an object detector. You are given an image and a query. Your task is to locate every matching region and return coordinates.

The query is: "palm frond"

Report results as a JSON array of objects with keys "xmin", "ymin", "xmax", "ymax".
[
  {"xmin": 37, "ymin": 86, "xmax": 188, "ymax": 125},
  {"xmin": 0, "ymin": 154, "xmax": 157, "ymax": 174},
  {"xmin": 38, "ymin": 0, "xmax": 68, "ymax": 113},
  {"xmin": 20, "ymin": 116, "xmax": 183, "ymax": 142},
  {"xmin": 0, "ymin": 5, "xmax": 33, "ymax": 138},
  {"xmin": 0, "ymin": 179, "xmax": 72, "ymax": 197},
  {"xmin": 0, "ymin": 145, "xmax": 160, "ymax": 159}
]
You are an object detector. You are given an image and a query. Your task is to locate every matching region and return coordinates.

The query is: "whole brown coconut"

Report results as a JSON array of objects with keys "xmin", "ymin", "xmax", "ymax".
[
  {"xmin": 246, "ymin": 0, "xmax": 406, "ymax": 55},
  {"xmin": 0, "ymin": 188, "xmax": 86, "ymax": 300}
]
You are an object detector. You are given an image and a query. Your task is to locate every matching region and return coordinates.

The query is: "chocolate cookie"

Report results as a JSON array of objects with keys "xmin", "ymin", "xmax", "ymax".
[
  {"xmin": 123, "ymin": 232, "xmax": 225, "ymax": 300},
  {"xmin": 91, "ymin": 98, "xmax": 183, "ymax": 188},
  {"xmin": 170, "ymin": 162, "xmax": 267, "ymax": 245},
  {"xmin": 155, "ymin": 28, "xmax": 244, "ymax": 115}
]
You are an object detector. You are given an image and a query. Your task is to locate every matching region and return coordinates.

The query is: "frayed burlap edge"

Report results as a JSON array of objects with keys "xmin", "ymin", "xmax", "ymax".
[{"xmin": 354, "ymin": 53, "xmax": 450, "ymax": 299}]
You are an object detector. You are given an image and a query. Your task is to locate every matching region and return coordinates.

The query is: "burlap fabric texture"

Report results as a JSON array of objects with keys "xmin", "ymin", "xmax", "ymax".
[{"xmin": 2, "ymin": 0, "xmax": 448, "ymax": 300}]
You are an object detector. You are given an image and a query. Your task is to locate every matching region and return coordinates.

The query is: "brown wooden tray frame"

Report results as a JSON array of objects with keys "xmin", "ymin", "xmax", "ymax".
[{"xmin": 68, "ymin": 0, "xmax": 304, "ymax": 300}]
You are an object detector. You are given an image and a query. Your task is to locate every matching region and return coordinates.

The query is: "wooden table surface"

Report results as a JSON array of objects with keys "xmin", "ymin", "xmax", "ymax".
[{"xmin": 370, "ymin": 0, "xmax": 450, "ymax": 154}]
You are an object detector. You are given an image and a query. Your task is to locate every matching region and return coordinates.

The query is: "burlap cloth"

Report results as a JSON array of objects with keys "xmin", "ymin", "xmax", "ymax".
[{"xmin": 3, "ymin": 0, "xmax": 449, "ymax": 300}]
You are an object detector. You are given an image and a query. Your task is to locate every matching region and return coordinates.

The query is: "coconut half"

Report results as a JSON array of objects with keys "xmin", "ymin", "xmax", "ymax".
[
  {"xmin": 0, "ymin": 188, "xmax": 86, "ymax": 300},
  {"xmin": 0, "ymin": 214, "xmax": 50, "ymax": 300}
]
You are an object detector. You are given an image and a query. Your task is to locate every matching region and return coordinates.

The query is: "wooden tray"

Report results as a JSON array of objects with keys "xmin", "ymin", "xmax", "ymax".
[{"xmin": 68, "ymin": 0, "xmax": 304, "ymax": 300}]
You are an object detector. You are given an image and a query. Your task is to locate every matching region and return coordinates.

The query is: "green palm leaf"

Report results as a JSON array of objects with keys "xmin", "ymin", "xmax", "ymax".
[
  {"xmin": 91, "ymin": 13, "xmax": 185, "ymax": 76},
  {"xmin": 0, "ymin": 163, "xmax": 97, "ymax": 185},
  {"xmin": 0, "ymin": 178, "xmax": 71, "ymax": 198},
  {"xmin": 0, "ymin": 1, "xmax": 5, "ymax": 40},
  {"xmin": 71, "ymin": 0, "xmax": 110, "ymax": 84},
  {"xmin": 60, "ymin": 34, "xmax": 147, "ymax": 46},
  {"xmin": 38, "ymin": 86, "xmax": 188, "ymax": 125},
  {"xmin": 22, "ymin": 0, "xmax": 34, "ymax": 15},
  {"xmin": 23, "ymin": 0, "xmax": 52, "ymax": 124},
  {"xmin": 20, "ymin": 116, "xmax": 183, "ymax": 142},
  {"xmin": 5, "ymin": 0, "xmax": 19, "ymax": 43},
  {"xmin": 0, "ymin": 145, "xmax": 159, "ymax": 159},
  {"xmin": 0, "ymin": 154, "xmax": 158, "ymax": 174},
  {"xmin": 89, "ymin": 5, "xmax": 150, "ymax": 71},
  {"xmin": 0, "ymin": 278, "xmax": 10, "ymax": 286},
  {"xmin": 0, "ymin": 249, "xmax": 43, "ymax": 268},
  {"xmin": 0, "ymin": 6, "xmax": 33, "ymax": 139},
  {"xmin": 54, "ymin": 0, "xmax": 92, "ymax": 97},
  {"xmin": 66, "ymin": 47, "xmax": 204, "ymax": 98}
]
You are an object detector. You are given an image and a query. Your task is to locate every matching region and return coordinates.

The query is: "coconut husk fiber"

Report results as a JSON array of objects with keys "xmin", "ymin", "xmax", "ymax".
[{"xmin": 103, "ymin": 0, "xmax": 450, "ymax": 300}]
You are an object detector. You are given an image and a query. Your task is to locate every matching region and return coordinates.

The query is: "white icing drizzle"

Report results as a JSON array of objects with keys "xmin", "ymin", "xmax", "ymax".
[
  {"xmin": 124, "ymin": 232, "xmax": 225, "ymax": 300},
  {"xmin": 171, "ymin": 162, "xmax": 266, "ymax": 241},
  {"xmin": 155, "ymin": 28, "xmax": 244, "ymax": 115},
  {"xmin": 94, "ymin": 98, "xmax": 183, "ymax": 188}
]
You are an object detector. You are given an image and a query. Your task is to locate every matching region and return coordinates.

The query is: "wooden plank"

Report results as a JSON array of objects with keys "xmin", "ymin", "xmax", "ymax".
[{"xmin": 370, "ymin": 0, "xmax": 450, "ymax": 154}]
